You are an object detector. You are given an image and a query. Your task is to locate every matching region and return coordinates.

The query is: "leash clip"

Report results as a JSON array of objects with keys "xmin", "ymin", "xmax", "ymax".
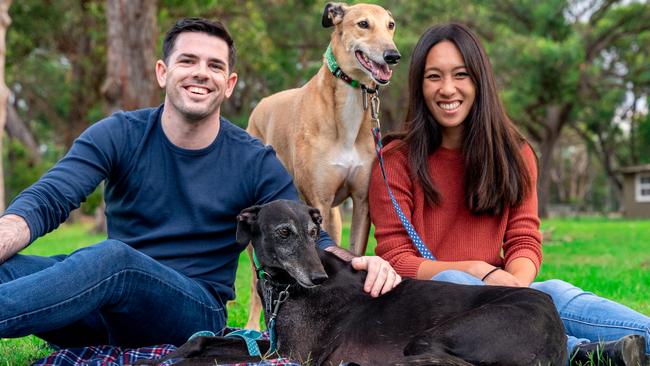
[
  {"xmin": 271, "ymin": 286, "xmax": 290, "ymax": 318},
  {"xmin": 361, "ymin": 85, "xmax": 378, "ymax": 111},
  {"xmin": 370, "ymin": 91, "xmax": 381, "ymax": 130}
]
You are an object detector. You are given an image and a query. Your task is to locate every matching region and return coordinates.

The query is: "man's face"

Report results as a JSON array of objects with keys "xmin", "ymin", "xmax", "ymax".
[{"xmin": 155, "ymin": 32, "xmax": 238, "ymax": 123}]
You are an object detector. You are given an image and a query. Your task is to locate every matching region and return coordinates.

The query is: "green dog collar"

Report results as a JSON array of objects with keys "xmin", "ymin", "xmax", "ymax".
[{"xmin": 324, "ymin": 43, "xmax": 360, "ymax": 88}]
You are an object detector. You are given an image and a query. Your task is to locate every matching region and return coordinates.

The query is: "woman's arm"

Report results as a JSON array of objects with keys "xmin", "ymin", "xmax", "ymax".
[
  {"xmin": 504, "ymin": 257, "xmax": 537, "ymax": 286},
  {"xmin": 502, "ymin": 144, "xmax": 543, "ymax": 279},
  {"xmin": 416, "ymin": 259, "xmax": 495, "ymax": 280}
]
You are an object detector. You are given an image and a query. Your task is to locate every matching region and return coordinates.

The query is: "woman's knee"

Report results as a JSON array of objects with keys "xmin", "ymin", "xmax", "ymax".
[
  {"xmin": 431, "ymin": 270, "xmax": 483, "ymax": 285},
  {"xmin": 530, "ymin": 279, "xmax": 588, "ymax": 309},
  {"xmin": 530, "ymin": 279, "xmax": 583, "ymax": 295}
]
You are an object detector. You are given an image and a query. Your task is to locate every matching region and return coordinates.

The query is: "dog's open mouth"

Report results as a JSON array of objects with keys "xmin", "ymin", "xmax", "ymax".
[{"xmin": 355, "ymin": 50, "xmax": 392, "ymax": 85}]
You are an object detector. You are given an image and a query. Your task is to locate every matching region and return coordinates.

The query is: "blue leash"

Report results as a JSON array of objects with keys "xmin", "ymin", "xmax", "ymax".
[
  {"xmin": 188, "ymin": 329, "xmax": 265, "ymax": 357},
  {"xmin": 224, "ymin": 329, "xmax": 264, "ymax": 356},
  {"xmin": 367, "ymin": 90, "xmax": 436, "ymax": 260}
]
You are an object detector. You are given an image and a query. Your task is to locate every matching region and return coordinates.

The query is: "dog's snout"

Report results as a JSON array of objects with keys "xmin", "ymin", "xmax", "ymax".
[
  {"xmin": 310, "ymin": 272, "xmax": 329, "ymax": 285},
  {"xmin": 383, "ymin": 49, "xmax": 401, "ymax": 65}
]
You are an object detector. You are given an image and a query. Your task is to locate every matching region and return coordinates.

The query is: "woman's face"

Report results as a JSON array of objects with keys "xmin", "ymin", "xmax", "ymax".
[{"xmin": 422, "ymin": 40, "xmax": 476, "ymax": 147}]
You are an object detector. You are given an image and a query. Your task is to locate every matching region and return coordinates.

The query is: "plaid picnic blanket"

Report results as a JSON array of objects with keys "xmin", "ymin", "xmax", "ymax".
[
  {"xmin": 32, "ymin": 344, "xmax": 177, "ymax": 366},
  {"xmin": 32, "ymin": 344, "xmax": 300, "ymax": 366},
  {"xmin": 32, "ymin": 328, "xmax": 301, "ymax": 366}
]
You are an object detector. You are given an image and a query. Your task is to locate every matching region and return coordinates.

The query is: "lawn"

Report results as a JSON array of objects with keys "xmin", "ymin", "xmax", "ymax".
[{"xmin": 1, "ymin": 217, "xmax": 649, "ymax": 365}]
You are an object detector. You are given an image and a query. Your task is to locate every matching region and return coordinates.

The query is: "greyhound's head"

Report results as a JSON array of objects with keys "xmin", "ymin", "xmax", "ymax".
[
  {"xmin": 322, "ymin": 2, "xmax": 400, "ymax": 86},
  {"xmin": 236, "ymin": 200, "xmax": 328, "ymax": 288}
]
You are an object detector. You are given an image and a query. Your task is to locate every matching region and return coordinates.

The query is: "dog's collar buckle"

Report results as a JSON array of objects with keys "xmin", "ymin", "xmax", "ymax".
[{"xmin": 361, "ymin": 84, "xmax": 377, "ymax": 94}]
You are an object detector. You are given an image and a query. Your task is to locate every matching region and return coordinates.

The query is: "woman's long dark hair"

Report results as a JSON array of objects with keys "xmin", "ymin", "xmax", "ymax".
[{"xmin": 393, "ymin": 23, "xmax": 532, "ymax": 215}]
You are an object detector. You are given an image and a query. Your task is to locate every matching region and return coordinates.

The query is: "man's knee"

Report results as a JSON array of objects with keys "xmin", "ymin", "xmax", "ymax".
[
  {"xmin": 431, "ymin": 270, "xmax": 483, "ymax": 285},
  {"xmin": 76, "ymin": 240, "xmax": 142, "ymax": 269}
]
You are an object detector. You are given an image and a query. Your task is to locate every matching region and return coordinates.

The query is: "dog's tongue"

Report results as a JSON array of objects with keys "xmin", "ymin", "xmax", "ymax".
[{"xmin": 370, "ymin": 60, "xmax": 392, "ymax": 82}]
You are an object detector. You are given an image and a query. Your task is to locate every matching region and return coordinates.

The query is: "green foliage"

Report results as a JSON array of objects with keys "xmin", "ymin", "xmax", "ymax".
[
  {"xmin": 3, "ymin": 139, "xmax": 43, "ymax": 203},
  {"xmin": 498, "ymin": 34, "xmax": 583, "ymax": 120},
  {"xmin": 81, "ymin": 185, "xmax": 103, "ymax": 216},
  {"xmin": 639, "ymin": 112, "xmax": 650, "ymax": 164},
  {"xmin": 7, "ymin": 0, "xmax": 106, "ymax": 151}
]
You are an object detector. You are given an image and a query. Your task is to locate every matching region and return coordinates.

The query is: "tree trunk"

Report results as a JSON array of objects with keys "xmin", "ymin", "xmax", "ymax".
[
  {"xmin": 536, "ymin": 104, "xmax": 573, "ymax": 218},
  {"xmin": 6, "ymin": 103, "xmax": 40, "ymax": 164},
  {"xmin": 102, "ymin": 0, "xmax": 158, "ymax": 112},
  {"xmin": 0, "ymin": 0, "xmax": 11, "ymax": 211},
  {"xmin": 537, "ymin": 131, "xmax": 560, "ymax": 219},
  {"xmin": 94, "ymin": 0, "xmax": 157, "ymax": 233}
]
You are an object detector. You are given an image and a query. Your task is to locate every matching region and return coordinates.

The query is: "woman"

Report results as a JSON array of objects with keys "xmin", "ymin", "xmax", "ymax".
[{"xmin": 369, "ymin": 23, "xmax": 649, "ymax": 366}]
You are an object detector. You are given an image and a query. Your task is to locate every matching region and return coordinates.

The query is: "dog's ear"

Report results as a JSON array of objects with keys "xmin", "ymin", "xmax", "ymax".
[
  {"xmin": 236, "ymin": 205, "xmax": 262, "ymax": 245},
  {"xmin": 308, "ymin": 207, "xmax": 323, "ymax": 226},
  {"xmin": 322, "ymin": 2, "xmax": 347, "ymax": 28}
]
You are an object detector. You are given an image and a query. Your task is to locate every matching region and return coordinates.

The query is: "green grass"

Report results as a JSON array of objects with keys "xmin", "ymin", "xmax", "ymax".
[
  {"xmin": 539, "ymin": 218, "xmax": 650, "ymax": 315},
  {"xmin": 1, "ymin": 218, "xmax": 649, "ymax": 365}
]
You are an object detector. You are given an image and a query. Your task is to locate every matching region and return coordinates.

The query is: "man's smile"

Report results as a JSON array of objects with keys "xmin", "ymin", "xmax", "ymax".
[{"xmin": 184, "ymin": 85, "xmax": 211, "ymax": 96}]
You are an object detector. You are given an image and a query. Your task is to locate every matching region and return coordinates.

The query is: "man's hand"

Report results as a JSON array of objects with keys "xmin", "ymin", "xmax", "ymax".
[{"xmin": 351, "ymin": 256, "xmax": 402, "ymax": 297}]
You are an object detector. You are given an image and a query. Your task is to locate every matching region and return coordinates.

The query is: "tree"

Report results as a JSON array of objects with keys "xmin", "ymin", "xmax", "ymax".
[
  {"xmin": 6, "ymin": 0, "xmax": 107, "ymax": 154},
  {"xmin": 481, "ymin": 0, "xmax": 650, "ymax": 216},
  {"xmin": 0, "ymin": 0, "xmax": 10, "ymax": 210}
]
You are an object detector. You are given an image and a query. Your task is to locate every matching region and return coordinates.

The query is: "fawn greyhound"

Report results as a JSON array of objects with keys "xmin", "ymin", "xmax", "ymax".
[
  {"xmin": 246, "ymin": 2, "xmax": 399, "ymax": 254},
  {"xmin": 245, "ymin": 1, "xmax": 400, "ymax": 330},
  {"xmin": 148, "ymin": 200, "xmax": 567, "ymax": 365}
]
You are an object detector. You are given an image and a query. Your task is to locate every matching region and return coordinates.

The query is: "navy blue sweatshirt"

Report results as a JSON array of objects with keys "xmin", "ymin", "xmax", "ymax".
[{"xmin": 5, "ymin": 106, "xmax": 334, "ymax": 303}]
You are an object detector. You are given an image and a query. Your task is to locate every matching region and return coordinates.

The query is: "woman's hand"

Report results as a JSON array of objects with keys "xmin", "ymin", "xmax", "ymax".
[{"xmin": 481, "ymin": 267, "xmax": 527, "ymax": 287}]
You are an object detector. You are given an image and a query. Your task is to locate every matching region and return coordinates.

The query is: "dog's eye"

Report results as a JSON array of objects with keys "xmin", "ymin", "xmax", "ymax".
[
  {"xmin": 357, "ymin": 20, "xmax": 369, "ymax": 29},
  {"xmin": 277, "ymin": 227, "xmax": 291, "ymax": 238},
  {"xmin": 309, "ymin": 228, "xmax": 319, "ymax": 238},
  {"xmin": 388, "ymin": 21, "xmax": 395, "ymax": 30}
]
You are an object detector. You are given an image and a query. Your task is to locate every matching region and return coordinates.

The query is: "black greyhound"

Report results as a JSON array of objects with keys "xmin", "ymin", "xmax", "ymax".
[{"xmin": 147, "ymin": 200, "xmax": 567, "ymax": 365}]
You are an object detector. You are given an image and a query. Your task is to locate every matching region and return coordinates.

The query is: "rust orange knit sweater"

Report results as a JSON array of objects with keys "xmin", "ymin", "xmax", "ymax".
[{"xmin": 369, "ymin": 140, "xmax": 542, "ymax": 279}]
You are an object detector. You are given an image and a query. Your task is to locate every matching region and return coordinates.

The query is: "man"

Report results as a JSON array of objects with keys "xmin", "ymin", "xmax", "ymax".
[{"xmin": 0, "ymin": 18, "xmax": 400, "ymax": 348}]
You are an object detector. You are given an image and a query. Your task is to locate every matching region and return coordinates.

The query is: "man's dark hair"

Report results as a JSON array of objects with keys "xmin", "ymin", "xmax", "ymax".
[{"xmin": 162, "ymin": 17, "xmax": 236, "ymax": 72}]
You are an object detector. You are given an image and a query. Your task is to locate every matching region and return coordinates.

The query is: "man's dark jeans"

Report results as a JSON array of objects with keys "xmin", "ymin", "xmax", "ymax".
[{"xmin": 0, "ymin": 240, "xmax": 225, "ymax": 347}]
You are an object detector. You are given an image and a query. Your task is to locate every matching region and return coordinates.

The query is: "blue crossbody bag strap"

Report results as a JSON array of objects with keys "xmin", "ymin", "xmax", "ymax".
[{"xmin": 372, "ymin": 127, "xmax": 436, "ymax": 260}]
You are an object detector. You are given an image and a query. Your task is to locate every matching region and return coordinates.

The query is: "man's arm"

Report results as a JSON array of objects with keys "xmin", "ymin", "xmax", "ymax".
[{"xmin": 0, "ymin": 214, "xmax": 31, "ymax": 263}]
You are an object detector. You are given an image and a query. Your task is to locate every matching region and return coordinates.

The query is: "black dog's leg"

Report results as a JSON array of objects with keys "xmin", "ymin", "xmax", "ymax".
[{"xmin": 134, "ymin": 336, "xmax": 270, "ymax": 365}]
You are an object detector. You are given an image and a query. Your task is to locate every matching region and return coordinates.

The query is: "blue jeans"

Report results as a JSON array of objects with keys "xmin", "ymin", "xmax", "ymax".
[
  {"xmin": 432, "ymin": 270, "xmax": 650, "ymax": 360},
  {"xmin": 0, "ymin": 240, "xmax": 226, "ymax": 347}
]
